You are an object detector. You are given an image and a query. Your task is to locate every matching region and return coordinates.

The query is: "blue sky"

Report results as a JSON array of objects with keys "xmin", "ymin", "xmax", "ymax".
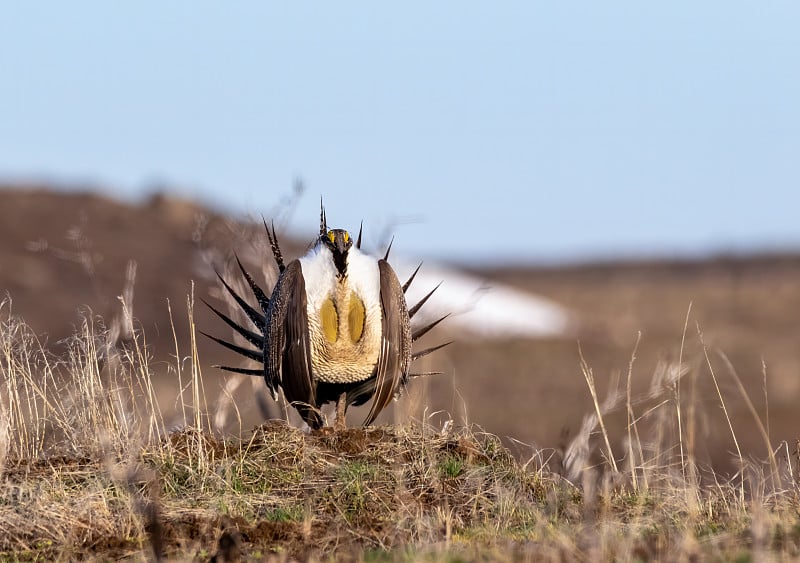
[{"xmin": 1, "ymin": 3, "xmax": 798, "ymax": 264}]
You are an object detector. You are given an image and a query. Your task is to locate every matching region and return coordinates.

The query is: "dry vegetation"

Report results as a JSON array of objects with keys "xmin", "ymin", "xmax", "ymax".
[{"xmin": 1, "ymin": 295, "xmax": 799, "ymax": 562}]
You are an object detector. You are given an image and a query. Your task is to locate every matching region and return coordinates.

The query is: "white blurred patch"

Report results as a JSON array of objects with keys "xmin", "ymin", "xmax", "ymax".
[{"xmin": 391, "ymin": 258, "xmax": 574, "ymax": 339}]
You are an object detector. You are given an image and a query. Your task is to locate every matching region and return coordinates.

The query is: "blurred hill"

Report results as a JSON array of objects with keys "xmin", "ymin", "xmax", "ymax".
[
  {"xmin": 0, "ymin": 186, "xmax": 307, "ymax": 340},
  {"xmin": 1, "ymin": 186, "xmax": 798, "ymax": 473}
]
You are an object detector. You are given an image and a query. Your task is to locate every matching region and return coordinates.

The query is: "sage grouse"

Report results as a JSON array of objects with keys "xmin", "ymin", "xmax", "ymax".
[{"xmin": 203, "ymin": 206, "xmax": 449, "ymax": 429}]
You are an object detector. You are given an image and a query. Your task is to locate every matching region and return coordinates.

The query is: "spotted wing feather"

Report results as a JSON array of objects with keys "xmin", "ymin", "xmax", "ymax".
[
  {"xmin": 264, "ymin": 259, "xmax": 322, "ymax": 428},
  {"xmin": 362, "ymin": 259, "xmax": 412, "ymax": 426}
]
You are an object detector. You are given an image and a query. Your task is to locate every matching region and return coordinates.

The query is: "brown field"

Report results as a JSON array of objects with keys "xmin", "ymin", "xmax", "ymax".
[
  {"xmin": 471, "ymin": 255, "xmax": 800, "ymax": 474},
  {"xmin": 1, "ymin": 186, "xmax": 799, "ymax": 559}
]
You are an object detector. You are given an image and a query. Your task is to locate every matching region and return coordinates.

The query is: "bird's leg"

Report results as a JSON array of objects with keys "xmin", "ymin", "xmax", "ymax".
[{"xmin": 334, "ymin": 393, "xmax": 347, "ymax": 431}]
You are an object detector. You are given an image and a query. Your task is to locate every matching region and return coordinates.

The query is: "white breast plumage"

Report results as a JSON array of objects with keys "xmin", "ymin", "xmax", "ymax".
[{"xmin": 300, "ymin": 244, "xmax": 383, "ymax": 384}]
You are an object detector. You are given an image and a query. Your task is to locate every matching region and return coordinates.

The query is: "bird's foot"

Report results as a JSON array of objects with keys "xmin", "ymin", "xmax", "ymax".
[{"xmin": 334, "ymin": 393, "xmax": 347, "ymax": 432}]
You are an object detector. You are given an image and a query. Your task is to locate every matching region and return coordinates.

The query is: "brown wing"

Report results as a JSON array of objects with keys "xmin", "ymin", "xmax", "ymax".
[
  {"xmin": 362, "ymin": 259, "xmax": 412, "ymax": 426},
  {"xmin": 265, "ymin": 259, "xmax": 322, "ymax": 428}
]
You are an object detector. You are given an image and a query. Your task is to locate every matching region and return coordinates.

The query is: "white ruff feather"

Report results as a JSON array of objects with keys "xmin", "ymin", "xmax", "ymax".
[
  {"xmin": 299, "ymin": 244, "xmax": 339, "ymax": 308},
  {"xmin": 299, "ymin": 244, "xmax": 382, "ymax": 312},
  {"xmin": 343, "ymin": 246, "xmax": 382, "ymax": 307}
]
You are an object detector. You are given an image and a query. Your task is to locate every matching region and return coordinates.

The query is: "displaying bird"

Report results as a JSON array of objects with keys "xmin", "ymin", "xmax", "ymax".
[{"xmin": 202, "ymin": 205, "xmax": 449, "ymax": 430}]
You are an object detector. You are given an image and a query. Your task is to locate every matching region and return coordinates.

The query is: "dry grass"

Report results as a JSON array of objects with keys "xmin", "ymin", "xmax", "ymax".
[{"xmin": 1, "ymin": 296, "xmax": 799, "ymax": 562}]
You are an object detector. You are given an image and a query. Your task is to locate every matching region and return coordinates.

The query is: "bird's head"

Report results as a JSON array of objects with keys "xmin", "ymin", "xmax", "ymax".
[{"xmin": 321, "ymin": 228, "xmax": 352, "ymax": 277}]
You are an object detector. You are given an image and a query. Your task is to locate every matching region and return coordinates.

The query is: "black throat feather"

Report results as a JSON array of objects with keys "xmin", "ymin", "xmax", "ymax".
[{"xmin": 332, "ymin": 250, "xmax": 348, "ymax": 278}]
